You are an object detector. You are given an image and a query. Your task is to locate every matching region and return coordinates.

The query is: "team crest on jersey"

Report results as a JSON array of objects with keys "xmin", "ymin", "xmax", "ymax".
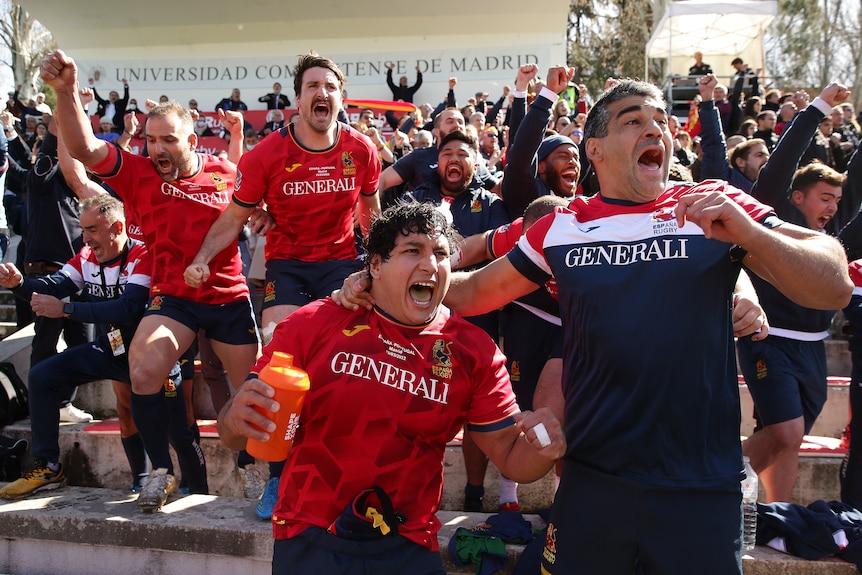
[
  {"xmin": 543, "ymin": 523, "xmax": 558, "ymax": 564},
  {"xmin": 264, "ymin": 281, "xmax": 277, "ymax": 303},
  {"xmin": 470, "ymin": 199, "xmax": 482, "ymax": 213},
  {"xmin": 163, "ymin": 376, "xmax": 178, "ymax": 398},
  {"xmin": 148, "ymin": 296, "xmax": 164, "ymax": 311},
  {"xmin": 210, "ymin": 172, "xmax": 228, "ymax": 192},
  {"xmin": 756, "ymin": 358, "xmax": 768, "ymax": 379},
  {"xmin": 510, "ymin": 360, "xmax": 521, "ymax": 382},
  {"xmin": 341, "ymin": 152, "xmax": 356, "ymax": 176},
  {"xmin": 234, "ymin": 170, "xmax": 243, "ymax": 191},
  {"xmin": 651, "ymin": 207, "xmax": 680, "ymax": 234},
  {"xmin": 431, "ymin": 339, "xmax": 453, "ymax": 379}
]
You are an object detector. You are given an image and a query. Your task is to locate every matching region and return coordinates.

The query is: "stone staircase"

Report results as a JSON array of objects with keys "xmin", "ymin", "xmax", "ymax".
[
  {"xmin": 0, "ymin": 288, "xmax": 22, "ymax": 340},
  {"xmin": 0, "ymin": 322, "xmax": 859, "ymax": 573}
]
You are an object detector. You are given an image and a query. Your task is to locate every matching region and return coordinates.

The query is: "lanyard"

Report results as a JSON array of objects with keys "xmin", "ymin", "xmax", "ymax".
[{"xmin": 99, "ymin": 241, "xmax": 130, "ymax": 299}]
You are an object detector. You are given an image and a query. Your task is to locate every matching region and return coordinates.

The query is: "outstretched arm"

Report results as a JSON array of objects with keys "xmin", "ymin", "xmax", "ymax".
[
  {"xmin": 696, "ymin": 74, "xmax": 731, "ymax": 181},
  {"xmin": 219, "ymin": 108, "xmax": 245, "ymax": 165},
  {"xmin": 40, "ymin": 50, "xmax": 110, "ymax": 167},
  {"xmin": 444, "ymin": 256, "xmax": 540, "ymax": 316},
  {"xmin": 751, "ymin": 83, "xmax": 850, "ymax": 208},
  {"xmin": 57, "ymin": 106, "xmax": 106, "ymax": 201}
]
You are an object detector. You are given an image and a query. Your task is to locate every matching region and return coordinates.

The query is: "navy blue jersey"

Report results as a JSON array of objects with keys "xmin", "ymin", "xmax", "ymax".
[
  {"xmin": 405, "ymin": 183, "xmax": 510, "ymax": 240},
  {"xmin": 508, "ymin": 180, "xmax": 777, "ymax": 488}
]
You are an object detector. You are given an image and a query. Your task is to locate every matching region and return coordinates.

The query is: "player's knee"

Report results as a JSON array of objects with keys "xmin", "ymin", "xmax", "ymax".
[
  {"xmin": 761, "ymin": 419, "xmax": 805, "ymax": 452},
  {"xmin": 129, "ymin": 361, "xmax": 171, "ymax": 395}
]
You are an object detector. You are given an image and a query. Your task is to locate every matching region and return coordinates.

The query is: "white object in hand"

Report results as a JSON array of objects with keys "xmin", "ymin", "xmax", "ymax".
[{"xmin": 533, "ymin": 422, "xmax": 551, "ymax": 448}]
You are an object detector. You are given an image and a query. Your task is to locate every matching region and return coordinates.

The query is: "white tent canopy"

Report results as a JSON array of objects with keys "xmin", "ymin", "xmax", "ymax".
[{"xmin": 645, "ymin": 0, "xmax": 777, "ymax": 81}]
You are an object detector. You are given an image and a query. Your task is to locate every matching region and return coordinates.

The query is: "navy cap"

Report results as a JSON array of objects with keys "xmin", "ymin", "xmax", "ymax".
[{"xmin": 537, "ymin": 135, "xmax": 576, "ymax": 162}]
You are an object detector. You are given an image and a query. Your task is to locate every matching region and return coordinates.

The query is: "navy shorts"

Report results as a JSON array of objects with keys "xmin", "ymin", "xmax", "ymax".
[
  {"xmin": 541, "ymin": 460, "xmax": 742, "ymax": 575},
  {"xmin": 264, "ymin": 259, "xmax": 362, "ymax": 309},
  {"xmin": 502, "ymin": 305, "xmax": 562, "ymax": 411},
  {"xmin": 144, "ymin": 295, "xmax": 259, "ymax": 346},
  {"xmin": 272, "ymin": 527, "xmax": 445, "ymax": 575},
  {"xmin": 737, "ymin": 335, "xmax": 827, "ymax": 432}
]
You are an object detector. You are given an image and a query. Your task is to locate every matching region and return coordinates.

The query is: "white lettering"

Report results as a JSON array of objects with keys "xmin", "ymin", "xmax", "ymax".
[
  {"xmin": 328, "ymin": 352, "xmax": 450, "ymax": 404},
  {"xmin": 159, "ymin": 182, "xmax": 230, "ymax": 205},
  {"xmin": 565, "ymin": 239, "xmax": 689, "ymax": 267},
  {"xmin": 282, "ymin": 177, "xmax": 356, "ymax": 196}
]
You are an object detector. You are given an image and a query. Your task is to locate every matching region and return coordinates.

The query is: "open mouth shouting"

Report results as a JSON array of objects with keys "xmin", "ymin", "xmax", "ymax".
[
  {"xmin": 154, "ymin": 155, "xmax": 175, "ymax": 176},
  {"xmin": 312, "ymin": 98, "xmax": 331, "ymax": 122},
  {"xmin": 409, "ymin": 281, "xmax": 435, "ymax": 308},
  {"xmin": 816, "ymin": 213, "xmax": 835, "ymax": 230},
  {"xmin": 444, "ymin": 161, "xmax": 464, "ymax": 183},
  {"xmin": 560, "ymin": 166, "xmax": 580, "ymax": 194},
  {"xmin": 637, "ymin": 145, "xmax": 665, "ymax": 174}
]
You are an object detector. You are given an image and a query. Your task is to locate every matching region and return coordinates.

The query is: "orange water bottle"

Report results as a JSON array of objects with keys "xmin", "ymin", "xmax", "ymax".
[{"xmin": 246, "ymin": 351, "xmax": 310, "ymax": 462}]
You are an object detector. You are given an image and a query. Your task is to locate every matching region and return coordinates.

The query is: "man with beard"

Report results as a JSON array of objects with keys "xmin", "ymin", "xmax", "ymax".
[
  {"xmin": 334, "ymin": 76, "xmax": 853, "ymax": 573},
  {"xmin": 219, "ymin": 200, "xmax": 564, "ymax": 574},
  {"xmin": 376, "ymin": 108, "xmax": 500, "ymax": 201},
  {"xmin": 41, "ymin": 49, "xmax": 260, "ymax": 513},
  {"xmin": 501, "ymin": 64, "xmax": 581, "ymax": 221},
  {"xmin": 405, "ymin": 129, "xmax": 509, "ymax": 512},
  {"xmin": 406, "ymin": 130, "xmax": 509, "ymax": 240},
  {"xmin": 184, "ymin": 52, "xmax": 380, "ymax": 519}
]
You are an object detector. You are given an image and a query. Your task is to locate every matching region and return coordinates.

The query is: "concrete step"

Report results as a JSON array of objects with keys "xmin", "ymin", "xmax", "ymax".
[
  {"xmin": 0, "ymin": 303, "xmax": 17, "ymax": 322},
  {"xmin": 0, "ymin": 417, "xmax": 558, "ymax": 511},
  {"xmin": 0, "ymin": 485, "xmax": 857, "ymax": 575},
  {"xmin": 0, "ymin": 416, "xmax": 845, "ymax": 514},
  {"xmin": 0, "ymin": 319, "xmax": 19, "ymax": 339}
]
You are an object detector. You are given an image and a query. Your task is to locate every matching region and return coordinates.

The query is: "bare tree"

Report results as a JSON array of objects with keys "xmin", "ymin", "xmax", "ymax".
[
  {"xmin": 765, "ymin": 0, "xmax": 860, "ymax": 107},
  {"xmin": 0, "ymin": 1, "xmax": 55, "ymax": 98},
  {"xmin": 568, "ymin": 0, "xmax": 654, "ymax": 96}
]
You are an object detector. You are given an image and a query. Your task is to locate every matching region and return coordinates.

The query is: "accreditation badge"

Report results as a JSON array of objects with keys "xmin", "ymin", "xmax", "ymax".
[{"xmin": 107, "ymin": 328, "xmax": 125, "ymax": 357}]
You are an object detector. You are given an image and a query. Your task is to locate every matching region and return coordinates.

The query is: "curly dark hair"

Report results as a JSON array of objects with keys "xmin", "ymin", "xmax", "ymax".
[{"xmin": 364, "ymin": 201, "xmax": 458, "ymax": 264}]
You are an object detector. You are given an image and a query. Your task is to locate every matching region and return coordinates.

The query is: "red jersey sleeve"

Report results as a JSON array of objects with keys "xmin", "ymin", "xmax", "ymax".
[{"xmin": 488, "ymin": 218, "xmax": 524, "ymax": 259}]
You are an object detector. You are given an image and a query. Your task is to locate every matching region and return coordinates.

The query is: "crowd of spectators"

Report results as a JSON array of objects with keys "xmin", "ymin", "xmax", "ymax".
[{"xmin": 0, "ymin": 50, "xmax": 861, "ymax": 574}]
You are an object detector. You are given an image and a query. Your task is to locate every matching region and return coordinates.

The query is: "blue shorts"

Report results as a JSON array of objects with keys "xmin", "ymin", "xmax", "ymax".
[
  {"xmin": 272, "ymin": 527, "xmax": 445, "ymax": 575},
  {"xmin": 737, "ymin": 335, "xmax": 827, "ymax": 432},
  {"xmin": 540, "ymin": 460, "xmax": 742, "ymax": 575},
  {"xmin": 502, "ymin": 305, "xmax": 562, "ymax": 411},
  {"xmin": 144, "ymin": 295, "xmax": 259, "ymax": 346},
  {"xmin": 263, "ymin": 259, "xmax": 362, "ymax": 309}
]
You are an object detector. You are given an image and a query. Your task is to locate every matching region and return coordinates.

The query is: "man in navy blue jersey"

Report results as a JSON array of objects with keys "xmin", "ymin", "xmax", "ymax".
[{"xmin": 336, "ymin": 71, "xmax": 853, "ymax": 574}]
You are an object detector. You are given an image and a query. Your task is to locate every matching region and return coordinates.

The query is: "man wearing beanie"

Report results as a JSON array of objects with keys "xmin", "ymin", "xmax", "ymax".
[{"xmin": 501, "ymin": 64, "xmax": 581, "ymax": 221}]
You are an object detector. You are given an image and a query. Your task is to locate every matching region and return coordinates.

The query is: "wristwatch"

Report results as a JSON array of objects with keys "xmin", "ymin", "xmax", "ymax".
[{"xmin": 63, "ymin": 302, "xmax": 75, "ymax": 317}]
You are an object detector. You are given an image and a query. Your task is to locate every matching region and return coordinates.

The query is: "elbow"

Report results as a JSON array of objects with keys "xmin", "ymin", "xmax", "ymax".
[
  {"xmin": 69, "ymin": 141, "xmax": 101, "ymax": 164},
  {"xmin": 802, "ymin": 275, "xmax": 854, "ymax": 311},
  {"xmin": 831, "ymin": 277, "xmax": 855, "ymax": 310}
]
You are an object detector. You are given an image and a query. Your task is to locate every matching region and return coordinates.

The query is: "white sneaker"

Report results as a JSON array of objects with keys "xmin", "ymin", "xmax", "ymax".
[{"xmin": 59, "ymin": 404, "xmax": 93, "ymax": 423}]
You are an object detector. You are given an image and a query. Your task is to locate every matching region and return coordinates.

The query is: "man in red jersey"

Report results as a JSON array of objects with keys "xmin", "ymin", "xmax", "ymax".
[
  {"xmin": 185, "ymin": 52, "xmax": 380, "ymax": 343},
  {"xmin": 218, "ymin": 201, "xmax": 564, "ymax": 574},
  {"xmin": 183, "ymin": 52, "xmax": 381, "ymax": 518},
  {"xmin": 40, "ymin": 49, "xmax": 260, "ymax": 512}
]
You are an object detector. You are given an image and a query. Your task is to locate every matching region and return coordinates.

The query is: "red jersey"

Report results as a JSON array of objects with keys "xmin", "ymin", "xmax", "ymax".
[
  {"xmin": 255, "ymin": 299, "xmax": 517, "ymax": 551},
  {"xmin": 91, "ymin": 146, "xmax": 248, "ymax": 304},
  {"xmin": 850, "ymin": 260, "xmax": 862, "ymax": 290},
  {"xmin": 233, "ymin": 123, "xmax": 380, "ymax": 263}
]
